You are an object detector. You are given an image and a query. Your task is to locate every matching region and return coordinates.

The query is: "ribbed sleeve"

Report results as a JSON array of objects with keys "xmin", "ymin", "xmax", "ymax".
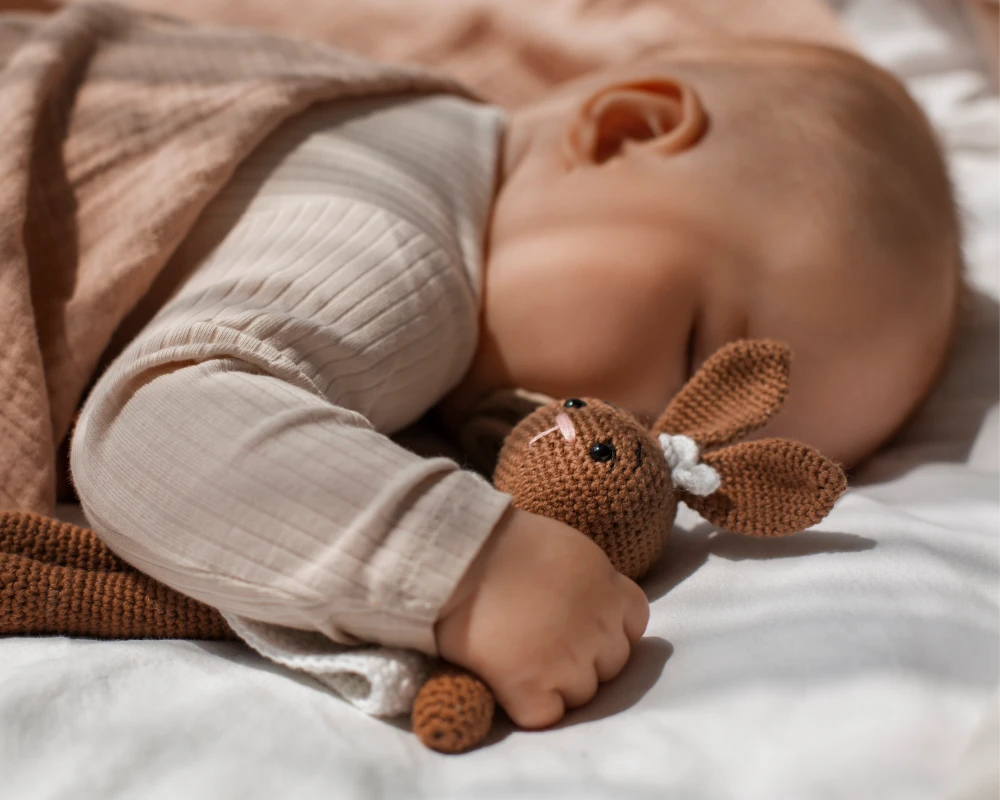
[{"xmin": 70, "ymin": 94, "xmax": 509, "ymax": 654}]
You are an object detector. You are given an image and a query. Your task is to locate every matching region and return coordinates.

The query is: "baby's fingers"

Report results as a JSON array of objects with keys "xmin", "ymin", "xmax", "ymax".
[
  {"xmin": 594, "ymin": 632, "xmax": 632, "ymax": 683},
  {"xmin": 558, "ymin": 664, "xmax": 599, "ymax": 710},
  {"xmin": 496, "ymin": 684, "xmax": 565, "ymax": 730}
]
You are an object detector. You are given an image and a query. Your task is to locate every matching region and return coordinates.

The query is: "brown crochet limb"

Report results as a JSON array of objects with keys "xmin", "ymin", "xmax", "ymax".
[
  {"xmin": 0, "ymin": 510, "xmax": 235, "ymax": 640},
  {"xmin": 0, "ymin": 551, "xmax": 236, "ymax": 639},
  {"xmin": 412, "ymin": 664, "xmax": 496, "ymax": 754},
  {"xmin": 0, "ymin": 510, "xmax": 129, "ymax": 570}
]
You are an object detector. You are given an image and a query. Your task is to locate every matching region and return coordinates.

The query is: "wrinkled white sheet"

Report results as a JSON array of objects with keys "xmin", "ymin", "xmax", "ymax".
[{"xmin": 2, "ymin": 2, "xmax": 997, "ymax": 798}]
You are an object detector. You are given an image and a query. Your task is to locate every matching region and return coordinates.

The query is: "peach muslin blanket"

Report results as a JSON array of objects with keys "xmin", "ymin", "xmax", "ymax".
[{"xmin": 98, "ymin": 0, "xmax": 854, "ymax": 109}]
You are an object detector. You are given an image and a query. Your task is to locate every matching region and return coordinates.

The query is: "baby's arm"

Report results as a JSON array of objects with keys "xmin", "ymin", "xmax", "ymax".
[
  {"xmin": 71, "ymin": 355, "xmax": 510, "ymax": 653},
  {"xmin": 68, "ymin": 94, "xmax": 647, "ymax": 717}
]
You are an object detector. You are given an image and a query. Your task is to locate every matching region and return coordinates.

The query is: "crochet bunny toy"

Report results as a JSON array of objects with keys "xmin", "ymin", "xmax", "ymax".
[
  {"xmin": 0, "ymin": 339, "xmax": 846, "ymax": 754},
  {"xmin": 410, "ymin": 339, "xmax": 847, "ymax": 752}
]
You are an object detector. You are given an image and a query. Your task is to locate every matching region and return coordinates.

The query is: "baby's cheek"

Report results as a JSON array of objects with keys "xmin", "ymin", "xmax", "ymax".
[{"xmin": 486, "ymin": 249, "xmax": 693, "ymax": 405}]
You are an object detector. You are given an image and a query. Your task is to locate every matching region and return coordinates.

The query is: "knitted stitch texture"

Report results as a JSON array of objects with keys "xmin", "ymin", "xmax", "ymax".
[
  {"xmin": 657, "ymin": 339, "xmax": 791, "ymax": 448},
  {"xmin": 689, "ymin": 440, "xmax": 847, "ymax": 535},
  {"xmin": 494, "ymin": 401, "xmax": 676, "ymax": 582},
  {"xmin": 412, "ymin": 665, "xmax": 496, "ymax": 752}
]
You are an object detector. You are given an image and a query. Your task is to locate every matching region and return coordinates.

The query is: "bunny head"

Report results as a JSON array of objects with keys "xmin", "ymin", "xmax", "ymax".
[
  {"xmin": 493, "ymin": 395, "xmax": 675, "ymax": 580},
  {"xmin": 492, "ymin": 340, "xmax": 848, "ymax": 581}
]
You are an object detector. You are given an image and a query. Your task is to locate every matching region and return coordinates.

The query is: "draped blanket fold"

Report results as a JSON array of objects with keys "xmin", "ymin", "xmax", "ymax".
[{"xmin": 0, "ymin": 0, "xmax": 465, "ymax": 514}]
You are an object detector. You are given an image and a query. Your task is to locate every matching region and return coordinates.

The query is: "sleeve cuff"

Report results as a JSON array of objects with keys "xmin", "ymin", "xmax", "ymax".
[{"xmin": 311, "ymin": 460, "xmax": 512, "ymax": 655}]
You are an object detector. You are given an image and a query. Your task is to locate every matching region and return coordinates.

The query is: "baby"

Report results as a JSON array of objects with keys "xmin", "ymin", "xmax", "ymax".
[{"xmin": 71, "ymin": 39, "xmax": 960, "ymax": 730}]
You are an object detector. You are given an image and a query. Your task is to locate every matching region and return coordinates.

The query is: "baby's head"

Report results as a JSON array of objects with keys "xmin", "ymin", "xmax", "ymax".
[{"xmin": 448, "ymin": 40, "xmax": 961, "ymax": 467}]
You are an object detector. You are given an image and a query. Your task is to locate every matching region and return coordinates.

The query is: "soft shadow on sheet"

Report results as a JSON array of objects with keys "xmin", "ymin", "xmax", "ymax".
[{"xmin": 642, "ymin": 524, "xmax": 877, "ymax": 603}]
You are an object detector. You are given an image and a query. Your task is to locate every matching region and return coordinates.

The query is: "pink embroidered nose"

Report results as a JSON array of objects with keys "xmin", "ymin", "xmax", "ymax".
[
  {"xmin": 528, "ymin": 413, "xmax": 578, "ymax": 449},
  {"xmin": 555, "ymin": 413, "xmax": 577, "ymax": 442}
]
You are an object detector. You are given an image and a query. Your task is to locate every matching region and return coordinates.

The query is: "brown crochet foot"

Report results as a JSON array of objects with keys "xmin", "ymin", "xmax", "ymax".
[{"xmin": 412, "ymin": 664, "xmax": 495, "ymax": 754}]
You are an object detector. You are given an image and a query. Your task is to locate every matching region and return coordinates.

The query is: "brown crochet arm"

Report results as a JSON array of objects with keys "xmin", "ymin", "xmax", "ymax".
[
  {"xmin": 411, "ymin": 663, "xmax": 496, "ymax": 754},
  {"xmin": 0, "ymin": 511, "xmax": 235, "ymax": 640}
]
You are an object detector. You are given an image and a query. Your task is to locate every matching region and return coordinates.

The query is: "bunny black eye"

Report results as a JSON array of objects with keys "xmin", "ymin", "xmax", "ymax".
[
  {"xmin": 564, "ymin": 398, "xmax": 587, "ymax": 409},
  {"xmin": 635, "ymin": 442, "xmax": 643, "ymax": 467},
  {"xmin": 589, "ymin": 441, "xmax": 616, "ymax": 463}
]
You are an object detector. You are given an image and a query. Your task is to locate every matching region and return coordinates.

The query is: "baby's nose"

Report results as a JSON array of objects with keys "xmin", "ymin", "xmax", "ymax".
[{"xmin": 555, "ymin": 413, "xmax": 577, "ymax": 443}]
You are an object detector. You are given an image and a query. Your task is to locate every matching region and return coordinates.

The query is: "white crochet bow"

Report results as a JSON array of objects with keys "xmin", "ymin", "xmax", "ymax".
[{"xmin": 658, "ymin": 433, "xmax": 721, "ymax": 496}]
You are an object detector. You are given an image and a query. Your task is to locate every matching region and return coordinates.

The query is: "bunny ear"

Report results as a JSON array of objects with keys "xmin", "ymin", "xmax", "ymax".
[
  {"xmin": 678, "ymin": 439, "xmax": 847, "ymax": 537},
  {"xmin": 653, "ymin": 340, "xmax": 791, "ymax": 449}
]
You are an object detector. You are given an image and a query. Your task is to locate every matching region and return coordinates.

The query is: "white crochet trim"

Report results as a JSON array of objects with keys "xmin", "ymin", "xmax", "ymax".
[
  {"xmin": 658, "ymin": 433, "xmax": 721, "ymax": 496},
  {"xmin": 222, "ymin": 613, "xmax": 431, "ymax": 717}
]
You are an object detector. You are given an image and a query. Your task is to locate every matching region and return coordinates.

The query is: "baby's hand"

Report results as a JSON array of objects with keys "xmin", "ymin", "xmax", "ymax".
[{"xmin": 435, "ymin": 508, "xmax": 649, "ymax": 729}]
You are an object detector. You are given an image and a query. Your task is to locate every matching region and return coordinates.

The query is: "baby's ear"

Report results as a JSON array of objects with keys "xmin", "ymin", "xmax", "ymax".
[
  {"xmin": 679, "ymin": 440, "xmax": 847, "ymax": 537},
  {"xmin": 653, "ymin": 340, "xmax": 791, "ymax": 449},
  {"xmin": 564, "ymin": 78, "xmax": 706, "ymax": 165}
]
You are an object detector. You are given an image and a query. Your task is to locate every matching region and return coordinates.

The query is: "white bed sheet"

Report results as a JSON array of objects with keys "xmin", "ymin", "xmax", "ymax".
[{"xmin": 2, "ymin": 2, "xmax": 997, "ymax": 798}]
